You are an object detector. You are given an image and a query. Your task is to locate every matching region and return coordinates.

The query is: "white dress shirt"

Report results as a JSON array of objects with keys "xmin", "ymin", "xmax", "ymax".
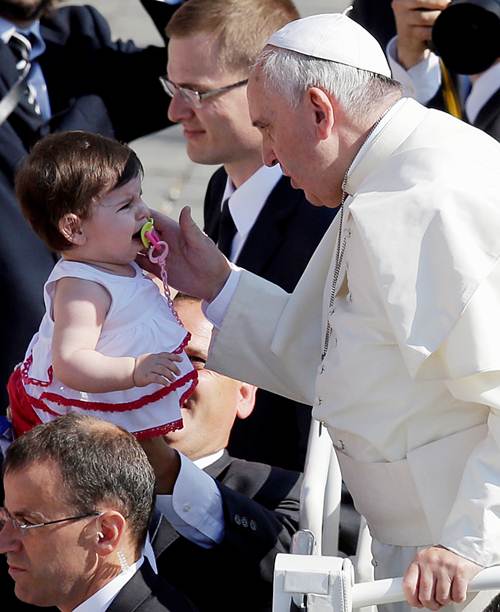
[
  {"xmin": 465, "ymin": 62, "xmax": 500, "ymax": 123},
  {"xmin": 73, "ymin": 557, "xmax": 143, "ymax": 612},
  {"xmin": 221, "ymin": 164, "xmax": 283, "ymax": 261}
]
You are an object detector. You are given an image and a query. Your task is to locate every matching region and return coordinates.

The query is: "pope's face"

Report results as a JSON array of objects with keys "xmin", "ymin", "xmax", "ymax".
[
  {"xmin": 247, "ymin": 69, "xmax": 342, "ymax": 207},
  {"xmin": 167, "ymin": 32, "xmax": 262, "ymax": 168}
]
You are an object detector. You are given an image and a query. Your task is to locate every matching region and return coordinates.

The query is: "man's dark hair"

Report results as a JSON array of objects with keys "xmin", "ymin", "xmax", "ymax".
[
  {"xmin": 3, "ymin": 415, "xmax": 155, "ymax": 554},
  {"xmin": 15, "ymin": 130, "xmax": 143, "ymax": 252}
]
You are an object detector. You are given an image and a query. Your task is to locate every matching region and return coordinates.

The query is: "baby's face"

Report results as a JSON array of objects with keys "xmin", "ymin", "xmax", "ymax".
[{"xmin": 77, "ymin": 176, "xmax": 150, "ymax": 267}]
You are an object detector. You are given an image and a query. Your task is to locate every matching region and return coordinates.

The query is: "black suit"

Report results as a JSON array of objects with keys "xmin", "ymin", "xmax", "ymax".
[
  {"xmin": 151, "ymin": 451, "xmax": 302, "ymax": 612},
  {"xmin": 108, "ymin": 560, "xmax": 197, "ymax": 612},
  {"xmin": 204, "ymin": 167, "xmax": 336, "ymax": 471},
  {"xmin": 474, "ymin": 88, "xmax": 500, "ymax": 141},
  {"xmin": 0, "ymin": 0, "xmax": 178, "ymax": 409}
]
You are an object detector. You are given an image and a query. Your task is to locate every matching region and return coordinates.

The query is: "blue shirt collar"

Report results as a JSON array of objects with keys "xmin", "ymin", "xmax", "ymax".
[{"xmin": 0, "ymin": 17, "xmax": 45, "ymax": 60}]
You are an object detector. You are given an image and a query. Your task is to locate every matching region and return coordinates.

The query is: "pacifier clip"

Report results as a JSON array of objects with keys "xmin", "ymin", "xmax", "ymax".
[{"xmin": 140, "ymin": 218, "xmax": 182, "ymax": 325}]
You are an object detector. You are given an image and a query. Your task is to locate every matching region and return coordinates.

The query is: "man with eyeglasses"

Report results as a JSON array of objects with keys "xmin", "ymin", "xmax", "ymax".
[
  {"xmin": 0, "ymin": 414, "xmax": 196, "ymax": 612},
  {"xmin": 163, "ymin": 0, "xmax": 337, "ymax": 473}
]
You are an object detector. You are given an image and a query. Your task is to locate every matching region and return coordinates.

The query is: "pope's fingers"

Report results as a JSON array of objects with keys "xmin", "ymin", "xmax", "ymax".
[
  {"xmin": 417, "ymin": 564, "xmax": 440, "ymax": 610},
  {"xmin": 434, "ymin": 570, "xmax": 453, "ymax": 607},
  {"xmin": 450, "ymin": 572, "xmax": 469, "ymax": 604},
  {"xmin": 403, "ymin": 561, "xmax": 422, "ymax": 608},
  {"xmin": 179, "ymin": 206, "xmax": 199, "ymax": 242}
]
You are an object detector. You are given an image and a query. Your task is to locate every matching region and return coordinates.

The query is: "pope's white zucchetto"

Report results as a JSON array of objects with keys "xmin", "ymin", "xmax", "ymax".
[{"xmin": 266, "ymin": 13, "xmax": 392, "ymax": 79}]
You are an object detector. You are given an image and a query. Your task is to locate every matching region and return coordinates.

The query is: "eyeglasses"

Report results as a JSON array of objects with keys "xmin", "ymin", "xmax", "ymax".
[
  {"xmin": 0, "ymin": 507, "xmax": 101, "ymax": 536},
  {"xmin": 159, "ymin": 76, "xmax": 248, "ymax": 108}
]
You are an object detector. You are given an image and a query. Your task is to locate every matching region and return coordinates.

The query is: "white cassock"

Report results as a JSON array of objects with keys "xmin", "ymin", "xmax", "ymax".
[{"xmin": 206, "ymin": 98, "xmax": 500, "ymax": 611}]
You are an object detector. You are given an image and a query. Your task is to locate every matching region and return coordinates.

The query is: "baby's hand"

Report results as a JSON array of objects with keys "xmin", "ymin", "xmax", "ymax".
[{"xmin": 132, "ymin": 352, "xmax": 183, "ymax": 387}]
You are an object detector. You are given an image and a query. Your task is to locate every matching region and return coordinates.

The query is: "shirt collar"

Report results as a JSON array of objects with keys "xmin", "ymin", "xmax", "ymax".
[
  {"xmin": 194, "ymin": 448, "xmax": 224, "ymax": 470},
  {"xmin": 465, "ymin": 62, "xmax": 500, "ymax": 124},
  {"xmin": 73, "ymin": 556, "xmax": 143, "ymax": 612},
  {"xmin": 221, "ymin": 164, "xmax": 283, "ymax": 239},
  {"xmin": 0, "ymin": 17, "xmax": 45, "ymax": 60}
]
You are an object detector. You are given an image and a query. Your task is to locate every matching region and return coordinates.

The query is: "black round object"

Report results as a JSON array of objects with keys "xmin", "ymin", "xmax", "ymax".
[{"xmin": 431, "ymin": 0, "xmax": 500, "ymax": 74}]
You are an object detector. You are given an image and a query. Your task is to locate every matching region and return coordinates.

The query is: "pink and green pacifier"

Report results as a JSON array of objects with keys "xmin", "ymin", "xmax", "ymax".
[
  {"xmin": 139, "ymin": 217, "xmax": 182, "ymax": 325},
  {"xmin": 140, "ymin": 218, "xmax": 168, "ymax": 264}
]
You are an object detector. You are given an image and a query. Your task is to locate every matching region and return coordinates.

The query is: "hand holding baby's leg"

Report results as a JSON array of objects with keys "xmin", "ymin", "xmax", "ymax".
[{"xmin": 132, "ymin": 352, "xmax": 183, "ymax": 387}]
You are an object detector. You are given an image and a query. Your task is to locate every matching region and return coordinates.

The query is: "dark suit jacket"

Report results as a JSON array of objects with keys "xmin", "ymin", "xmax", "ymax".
[
  {"xmin": 108, "ymin": 560, "xmax": 197, "ymax": 612},
  {"xmin": 204, "ymin": 167, "xmax": 336, "ymax": 471},
  {"xmin": 151, "ymin": 451, "xmax": 302, "ymax": 612},
  {"xmin": 1, "ymin": 559, "xmax": 196, "ymax": 612},
  {"xmin": 474, "ymin": 88, "xmax": 500, "ymax": 141},
  {"xmin": 0, "ymin": 0, "xmax": 178, "ymax": 409}
]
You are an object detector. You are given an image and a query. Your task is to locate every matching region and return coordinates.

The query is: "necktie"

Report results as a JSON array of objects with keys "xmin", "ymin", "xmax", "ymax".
[
  {"xmin": 217, "ymin": 198, "xmax": 237, "ymax": 259},
  {"xmin": 8, "ymin": 31, "xmax": 41, "ymax": 117}
]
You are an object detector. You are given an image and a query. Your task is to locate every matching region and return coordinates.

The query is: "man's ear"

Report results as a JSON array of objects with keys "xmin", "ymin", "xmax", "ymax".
[
  {"xmin": 306, "ymin": 87, "xmax": 335, "ymax": 140},
  {"xmin": 235, "ymin": 382, "xmax": 257, "ymax": 420},
  {"xmin": 94, "ymin": 511, "xmax": 126, "ymax": 558},
  {"xmin": 58, "ymin": 213, "xmax": 86, "ymax": 246}
]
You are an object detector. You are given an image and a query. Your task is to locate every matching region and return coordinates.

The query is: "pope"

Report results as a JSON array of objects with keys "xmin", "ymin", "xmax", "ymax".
[{"xmin": 143, "ymin": 13, "xmax": 500, "ymax": 612}]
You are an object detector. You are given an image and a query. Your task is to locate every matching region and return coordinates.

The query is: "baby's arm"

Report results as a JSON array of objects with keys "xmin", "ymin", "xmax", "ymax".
[{"xmin": 52, "ymin": 277, "xmax": 181, "ymax": 393}]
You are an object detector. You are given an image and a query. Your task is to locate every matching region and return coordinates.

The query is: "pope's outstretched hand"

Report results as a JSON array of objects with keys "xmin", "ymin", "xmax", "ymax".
[{"xmin": 139, "ymin": 206, "xmax": 231, "ymax": 302}]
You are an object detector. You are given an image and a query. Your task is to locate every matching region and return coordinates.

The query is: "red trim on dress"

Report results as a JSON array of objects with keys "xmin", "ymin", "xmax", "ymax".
[
  {"xmin": 37, "ymin": 369, "xmax": 197, "ymax": 412},
  {"xmin": 10, "ymin": 331, "xmax": 198, "ymax": 438},
  {"xmin": 134, "ymin": 418, "xmax": 184, "ymax": 440}
]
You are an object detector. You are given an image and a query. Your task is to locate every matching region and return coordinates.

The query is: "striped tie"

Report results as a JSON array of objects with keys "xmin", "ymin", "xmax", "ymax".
[{"xmin": 8, "ymin": 31, "xmax": 41, "ymax": 116}]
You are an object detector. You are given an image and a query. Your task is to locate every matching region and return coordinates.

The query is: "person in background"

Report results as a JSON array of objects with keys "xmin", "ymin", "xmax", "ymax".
[
  {"xmin": 0, "ymin": 414, "xmax": 196, "ymax": 611},
  {"xmin": 164, "ymin": 0, "xmax": 337, "ymax": 471},
  {"xmin": 350, "ymin": 0, "xmax": 500, "ymax": 139}
]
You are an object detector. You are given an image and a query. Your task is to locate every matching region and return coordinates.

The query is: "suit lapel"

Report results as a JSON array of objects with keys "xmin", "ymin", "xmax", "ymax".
[
  {"xmin": 204, "ymin": 449, "xmax": 232, "ymax": 479},
  {"xmin": 203, "ymin": 167, "xmax": 227, "ymax": 240},
  {"xmin": 236, "ymin": 176, "xmax": 297, "ymax": 275},
  {"xmin": 473, "ymin": 88, "xmax": 500, "ymax": 135},
  {"xmin": 107, "ymin": 561, "xmax": 154, "ymax": 612}
]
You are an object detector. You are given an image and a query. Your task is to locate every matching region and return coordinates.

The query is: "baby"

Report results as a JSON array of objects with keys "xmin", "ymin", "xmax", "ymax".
[{"xmin": 8, "ymin": 131, "xmax": 197, "ymax": 439}]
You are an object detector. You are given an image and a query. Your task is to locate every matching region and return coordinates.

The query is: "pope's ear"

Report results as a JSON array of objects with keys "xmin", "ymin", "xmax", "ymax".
[
  {"xmin": 58, "ymin": 213, "xmax": 86, "ymax": 246},
  {"xmin": 306, "ymin": 87, "xmax": 335, "ymax": 139}
]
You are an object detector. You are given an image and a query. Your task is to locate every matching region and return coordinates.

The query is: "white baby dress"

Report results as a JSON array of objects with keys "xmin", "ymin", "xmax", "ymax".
[{"xmin": 13, "ymin": 259, "xmax": 197, "ymax": 438}]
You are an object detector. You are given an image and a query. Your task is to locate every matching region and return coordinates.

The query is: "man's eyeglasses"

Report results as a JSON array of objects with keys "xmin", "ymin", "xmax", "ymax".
[
  {"xmin": 159, "ymin": 76, "xmax": 248, "ymax": 108},
  {"xmin": 0, "ymin": 507, "xmax": 101, "ymax": 536}
]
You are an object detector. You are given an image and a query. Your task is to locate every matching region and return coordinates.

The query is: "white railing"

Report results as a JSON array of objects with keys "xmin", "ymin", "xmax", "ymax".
[{"xmin": 273, "ymin": 553, "xmax": 500, "ymax": 612}]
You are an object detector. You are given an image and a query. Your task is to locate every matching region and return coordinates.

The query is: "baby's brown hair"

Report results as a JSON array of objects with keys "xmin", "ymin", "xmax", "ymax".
[{"xmin": 16, "ymin": 131, "xmax": 143, "ymax": 252}]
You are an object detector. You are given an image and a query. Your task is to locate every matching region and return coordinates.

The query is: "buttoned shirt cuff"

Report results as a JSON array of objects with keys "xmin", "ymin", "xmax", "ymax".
[
  {"xmin": 204, "ymin": 267, "xmax": 242, "ymax": 330},
  {"xmin": 386, "ymin": 36, "xmax": 441, "ymax": 105},
  {"xmin": 155, "ymin": 453, "xmax": 224, "ymax": 548}
]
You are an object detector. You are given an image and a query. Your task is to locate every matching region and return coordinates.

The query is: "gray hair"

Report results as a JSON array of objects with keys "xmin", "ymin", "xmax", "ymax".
[{"xmin": 255, "ymin": 46, "xmax": 402, "ymax": 120}]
